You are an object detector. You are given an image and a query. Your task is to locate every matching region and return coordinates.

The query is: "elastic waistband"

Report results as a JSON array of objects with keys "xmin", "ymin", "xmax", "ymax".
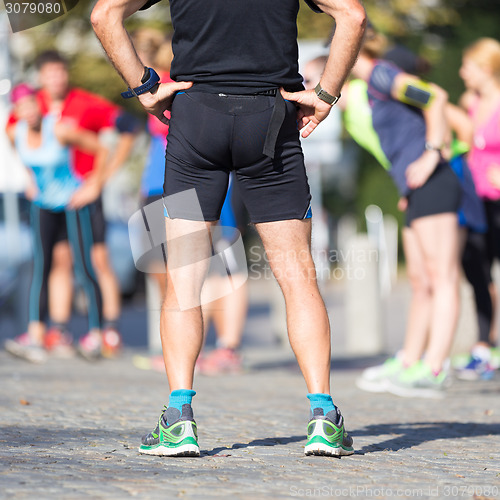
[
  {"xmin": 179, "ymin": 88, "xmax": 279, "ymax": 98},
  {"xmin": 185, "ymin": 82, "xmax": 303, "ymax": 95}
]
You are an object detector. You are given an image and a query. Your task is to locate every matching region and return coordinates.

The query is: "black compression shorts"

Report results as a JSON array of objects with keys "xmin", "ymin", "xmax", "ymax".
[
  {"xmin": 163, "ymin": 91, "xmax": 312, "ymax": 224},
  {"xmin": 406, "ymin": 163, "xmax": 462, "ymax": 225}
]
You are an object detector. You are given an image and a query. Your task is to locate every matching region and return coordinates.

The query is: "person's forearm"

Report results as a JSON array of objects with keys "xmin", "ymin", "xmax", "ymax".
[
  {"xmin": 315, "ymin": 0, "xmax": 366, "ymax": 96},
  {"xmin": 104, "ymin": 133, "xmax": 135, "ymax": 182},
  {"xmin": 91, "ymin": 0, "xmax": 149, "ymax": 88},
  {"xmin": 445, "ymin": 103, "xmax": 473, "ymax": 147},
  {"xmin": 90, "ymin": 146, "xmax": 110, "ymax": 190},
  {"xmin": 424, "ymin": 85, "xmax": 449, "ymax": 150}
]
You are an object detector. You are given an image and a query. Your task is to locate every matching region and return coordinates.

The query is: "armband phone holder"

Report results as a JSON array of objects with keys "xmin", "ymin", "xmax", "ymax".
[{"xmin": 398, "ymin": 80, "xmax": 434, "ymax": 109}]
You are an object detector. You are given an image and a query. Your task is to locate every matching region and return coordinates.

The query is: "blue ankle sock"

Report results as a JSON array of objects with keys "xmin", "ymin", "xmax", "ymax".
[
  {"xmin": 168, "ymin": 389, "xmax": 196, "ymax": 414},
  {"xmin": 307, "ymin": 393, "xmax": 336, "ymax": 416}
]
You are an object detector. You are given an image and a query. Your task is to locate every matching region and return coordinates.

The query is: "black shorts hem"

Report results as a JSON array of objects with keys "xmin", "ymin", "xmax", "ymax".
[
  {"xmin": 249, "ymin": 211, "xmax": 311, "ymax": 224},
  {"xmin": 409, "ymin": 209, "xmax": 457, "ymax": 224},
  {"xmin": 406, "ymin": 164, "xmax": 462, "ymax": 226},
  {"xmin": 165, "ymin": 210, "xmax": 311, "ymax": 224},
  {"xmin": 164, "ymin": 209, "xmax": 220, "ymax": 222},
  {"xmin": 167, "ymin": 214, "xmax": 221, "ymax": 222}
]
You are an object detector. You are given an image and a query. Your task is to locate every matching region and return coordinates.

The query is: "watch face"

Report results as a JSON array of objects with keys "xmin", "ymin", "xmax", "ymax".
[
  {"xmin": 318, "ymin": 90, "xmax": 334, "ymax": 105},
  {"xmin": 315, "ymin": 84, "xmax": 339, "ymax": 105}
]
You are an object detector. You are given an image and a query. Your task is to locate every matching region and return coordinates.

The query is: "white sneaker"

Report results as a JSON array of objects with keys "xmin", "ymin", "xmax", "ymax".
[
  {"xmin": 356, "ymin": 355, "xmax": 404, "ymax": 393},
  {"xmin": 5, "ymin": 333, "xmax": 47, "ymax": 364}
]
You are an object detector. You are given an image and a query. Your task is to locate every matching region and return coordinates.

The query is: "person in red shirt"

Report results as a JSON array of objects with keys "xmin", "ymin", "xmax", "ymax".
[{"xmin": 7, "ymin": 50, "xmax": 138, "ymax": 359}]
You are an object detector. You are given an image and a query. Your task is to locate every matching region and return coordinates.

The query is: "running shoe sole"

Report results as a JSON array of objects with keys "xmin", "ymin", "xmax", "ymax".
[
  {"xmin": 138, "ymin": 442, "xmax": 200, "ymax": 457},
  {"xmin": 140, "ymin": 415, "xmax": 200, "ymax": 457},
  {"xmin": 4, "ymin": 340, "xmax": 47, "ymax": 364},
  {"xmin": 456, "ymin": 370, "xmax": 494, "ymax": 381},
  {"xmin": 456, "ymin": 370, "xmax": 481, "ymax": 381},
  {"xmin": 304, "ymin": 440, "xmax": 354, "ymax": 457},
  {"xmin": 386, "ymin": 382, "xmax": 445, "ymax": 399},
  {"xmin": 77, "ymin": 348, "xmax": 101, "ymax": 362}
]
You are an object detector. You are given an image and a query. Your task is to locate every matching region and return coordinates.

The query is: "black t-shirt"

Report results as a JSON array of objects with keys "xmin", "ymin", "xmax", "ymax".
[{"xmin": 140, "ymin": 0, "xmax": 322, "ymax": 93}]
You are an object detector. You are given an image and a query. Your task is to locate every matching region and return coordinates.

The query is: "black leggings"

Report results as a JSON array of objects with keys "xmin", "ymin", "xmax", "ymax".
[
  {"xmin": 483, "ymin": 200, "xmax": 500, "ymax": 265},
  {"xmin": 462, "ymin": 230, "xmax": 493, "ymax": 345},
  {"xmin": 470, "ymin": 198, "xmax": 500, "ymax": 347},
  {"xmin": 29, "ymin": 204, "xmax": 103, "ymax": 330}
]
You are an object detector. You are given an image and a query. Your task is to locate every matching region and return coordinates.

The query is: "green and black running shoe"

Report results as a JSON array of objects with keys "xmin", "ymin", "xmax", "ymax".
[
  {"xmin": 304, "ymin": 407, "xmax": 354, "ymax": 457},
  {"xmin": 139, "ymin": 404, "xmax": 200, "ymax": 457}
]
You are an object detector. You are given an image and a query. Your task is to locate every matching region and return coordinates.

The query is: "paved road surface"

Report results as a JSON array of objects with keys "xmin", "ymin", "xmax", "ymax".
[{"xmin": 1, "ymin": 349, "xmax": 499, "ymax": 499}]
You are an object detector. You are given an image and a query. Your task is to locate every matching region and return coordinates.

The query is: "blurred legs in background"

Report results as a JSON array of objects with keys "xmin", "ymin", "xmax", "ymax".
[
  {"xmin": 47, "ymin": 202, "xmax": 123, "ymax": 359},
  {"xmin": 410, "ymin": 213, "xmax": 461, "ymax": 373},
  {"xmin": 90, "ymin": 242, "xmax": 123, "ymax": 357},
  {"xmin": 198, "ymin": 274, "xmax": 248, "ymax": 375},
  {"xmin": 399, "ymin": 227, "xmax": 432, "ymax": 367},
  {"xmin": 5, "ymin": 206, "xmax": 103, "ymax": 363},
  {"xmin": 358, "ymin": 214, "xmax": 461, "ymax": 397}
]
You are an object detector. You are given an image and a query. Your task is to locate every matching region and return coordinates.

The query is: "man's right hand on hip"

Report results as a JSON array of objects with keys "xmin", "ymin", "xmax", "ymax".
[{"xmin": 138, "ymin": 81, "xmax": 193, "ymax": 125}]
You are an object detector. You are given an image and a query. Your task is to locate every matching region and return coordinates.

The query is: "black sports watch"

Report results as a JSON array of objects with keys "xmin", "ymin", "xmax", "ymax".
[
  {"xmin": 314, "ymin": 83, "xmax": 341, "ymax": 106},
  {"xmin": 121, "ymin": 67, "xmax": 160, "ymax": 99}
]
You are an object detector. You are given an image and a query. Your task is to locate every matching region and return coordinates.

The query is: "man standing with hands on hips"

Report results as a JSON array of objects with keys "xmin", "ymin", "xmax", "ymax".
[{"xmin": 91, "ymin": 0, "xmax": 366, "ymax": 457}]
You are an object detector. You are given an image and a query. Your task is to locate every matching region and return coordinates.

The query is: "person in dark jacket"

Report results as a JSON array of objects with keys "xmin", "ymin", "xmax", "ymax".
[{"xmin": 91, "ymin": 0, "xmax": 366, "ymax": 457}]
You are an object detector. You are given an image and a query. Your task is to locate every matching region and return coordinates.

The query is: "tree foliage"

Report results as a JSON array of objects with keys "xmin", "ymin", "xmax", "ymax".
[
  {"xmin": 297, "ymin": 0, "xmax": 482, "ymax": 39},
  {"xmin": 7, "ymin": 0, "xmax": 499, "ymax": 228},
  {"xmin": 10, "ymin": 0, "xmax": 498, "ymax": 104}
]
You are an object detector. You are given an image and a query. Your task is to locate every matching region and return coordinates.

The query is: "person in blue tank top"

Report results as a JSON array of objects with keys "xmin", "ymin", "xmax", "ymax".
[{"xmin": 4, "ymin": 84, "xmax": 107, "ymax": 364}]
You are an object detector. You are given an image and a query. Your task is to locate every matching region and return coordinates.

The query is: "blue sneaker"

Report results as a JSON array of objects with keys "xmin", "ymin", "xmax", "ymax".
[
  {"xmin": 457, "ymin": 356, "xmax": 494, "ymax": 381},
  {"xmin": 139, "ymin": 404, "xmax": 200, "ymax": 457},
  {"xmin": 456, "ymin": 345, "xmax": 495, "ymax": 381}
]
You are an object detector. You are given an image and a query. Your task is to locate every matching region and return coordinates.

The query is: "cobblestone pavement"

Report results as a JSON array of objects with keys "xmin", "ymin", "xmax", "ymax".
[{"xmin": 1, "ymin": 350, "xmax": 499, "ymax": 500}]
